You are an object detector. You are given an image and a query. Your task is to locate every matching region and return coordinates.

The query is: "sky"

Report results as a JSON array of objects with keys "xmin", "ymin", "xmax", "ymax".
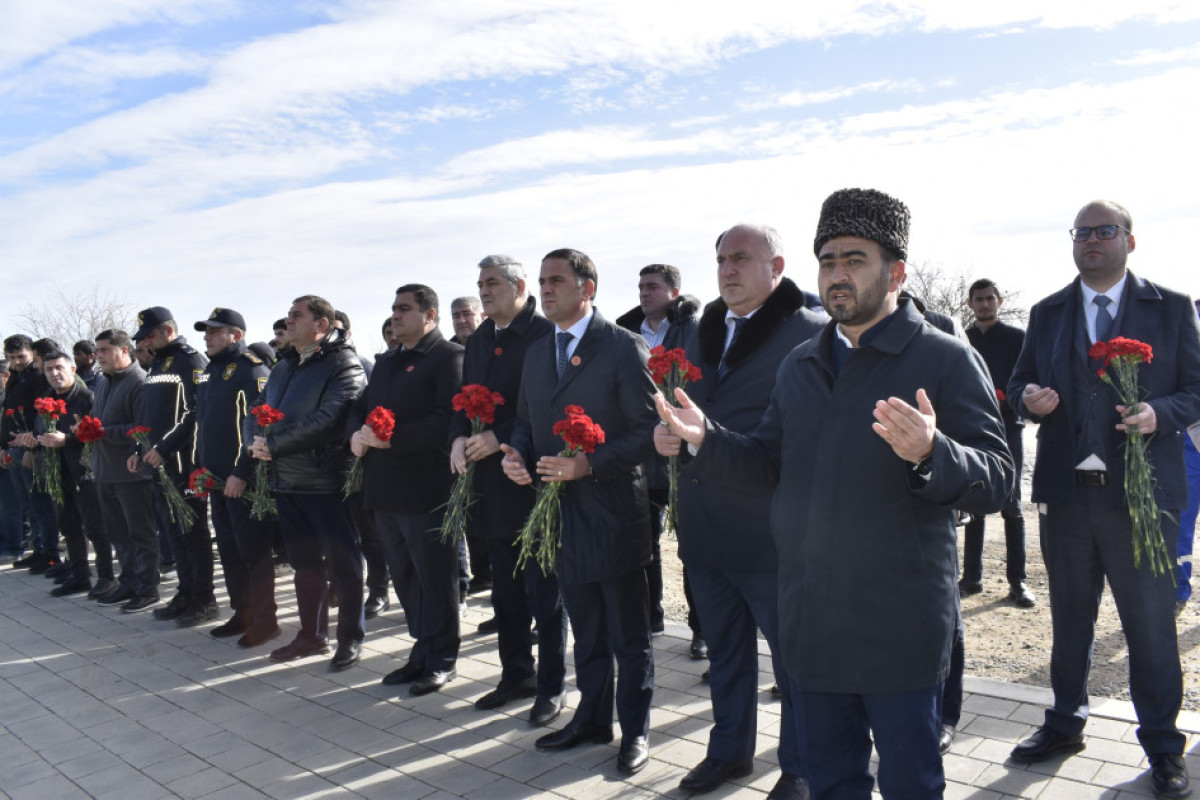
[{"xmin": 2, "ymin": 1, "xmax": 1199, "ymax": 355}]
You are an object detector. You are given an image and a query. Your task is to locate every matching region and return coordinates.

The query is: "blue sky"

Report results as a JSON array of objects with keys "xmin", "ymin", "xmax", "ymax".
[{"xmin": 2, "ymin": 2, "xmax": 1198, "ymax": 353}]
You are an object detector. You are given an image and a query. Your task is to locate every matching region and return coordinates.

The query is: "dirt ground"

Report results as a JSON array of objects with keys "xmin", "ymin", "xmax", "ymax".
[{"xmin": 658, "ymin": 423, "xmax": 1200, "ymax": 710}]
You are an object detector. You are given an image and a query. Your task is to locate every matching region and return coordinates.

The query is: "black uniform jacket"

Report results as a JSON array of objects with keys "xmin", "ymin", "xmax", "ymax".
[{"xmin": 196, "ymin": 342, "xmax": 270, "ymax": 482}]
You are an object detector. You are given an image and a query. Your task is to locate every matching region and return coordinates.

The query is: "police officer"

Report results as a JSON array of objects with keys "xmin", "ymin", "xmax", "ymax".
[
  {"xmin": 130, "ymin": 306, "xmax": 214, "ymax": 624},
  {"xmin": 192, "ymin": 308, "xmax": 280, "ymax": 646}
]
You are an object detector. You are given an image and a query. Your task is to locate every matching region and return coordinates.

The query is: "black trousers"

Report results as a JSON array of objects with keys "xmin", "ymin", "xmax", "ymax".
[
  {"xmin": 210, "ymin": 492, "xmax": 276, "ymax": 629},
  {"xmin": 963, "ymin": 423, "xmax": 1026, "ymax": 585},
  {"xmin": 488, "ymin": 537, "xmax": 566, "ymax": 698},
  {"xmin": 99, "ymin": 480, "xmax": 159, "ymax": 596},
  {"xmin": 62, "ymin": 478, "xmax": 112, "ymax": 581},
  {"xmin": 561, "ymin": 569, "xmax": 654, "ymax": 741}
]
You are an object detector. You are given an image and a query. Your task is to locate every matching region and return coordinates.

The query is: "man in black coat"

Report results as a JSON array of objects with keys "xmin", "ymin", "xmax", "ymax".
[
  {"xmin": 350, "ymin": 284, "xmax": 464, "ymax": 695},
  {"xmin": 4, "ymin": 334, "xmax": 54, "ymax": 569},
  {"xmin": 193, "ymin": 307, "xmax": 278, "ymax": 647},
  {"xmin": 616, "ymin": 263, "xmax": 704, "ymax": 647},
  {"xmin": 449, "ymin": 255, "xmax": 564, "ymax": 723},
  {"xmin": 249, "ymin": 295, "xmax": 366, "ymax": 671},
  {"xmin": 130, "ymin": 306, "xmax": 214, "ymax": 627},
  {"xmin": 501, "ymin": 248, "xmax": 658, "ymax": 775},
  {"xmin": 658, "ymin": 189, "xmax": 1013, "ymax": 798},
  {"xmin": 1008, "ymin": 201, "xmax": 1200, "ymax": 799},
  {"xmin": 656, "ymin": 225, "xmax": 826, "ymax": 798}
]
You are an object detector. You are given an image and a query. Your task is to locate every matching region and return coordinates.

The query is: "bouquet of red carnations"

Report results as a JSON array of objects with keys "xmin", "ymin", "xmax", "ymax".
[
  {"xmin": 128, "ymin": 425, "xmax": 196, "ymax": 528},
  {"xmin": 1089, "ymin": 336, "xmax": 1172, "ymax": 577},
  {"xmin": 514, "ymin": 405, "xmax": 605, "ymax": 575},
  {"xmin": 187, "ymin": 467, "xmax": 225, "ymax": 499},
  {"xmin": 648, "ymin": 346, "xmax": 702, "ymax": 536},
  {"xmin": 75, "ymin": 415, "xmax": 104, "ymax": 481},
  {"xmin": 246, "ymin": 405, "xmax": 284, "ymax": 520},
  {"xmin": 343, "ymin": 406, "xmax": 395, "ymax": 499},
  {"xmin": 440, "ymin": 385, "xmax": 505, "ymax": 544},
  {"xmin": 32, "ymin": 397, "xmax": 68, "ymax": 505}
]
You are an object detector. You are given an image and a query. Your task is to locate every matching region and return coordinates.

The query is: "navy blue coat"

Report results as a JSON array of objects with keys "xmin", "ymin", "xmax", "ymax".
[
  {"xmin": 195, "ymin": 342, "xmax": 269, "ymax": 482},
  {"xmin": 509, "ymin": 310, "xmax": 658, "ymax": 585},
  {"xmin": 1008, "ymin": 272, "xmax": 1200, "ymax": 509},
  {"xmin": 448, "ymin": 297, "xmax": 553, "ymax": 539},
  {"xmin": 692, "ymin": 299, "xmax": 1013, "ymax": 694},
  {"xmin": 677, "ymin": 278, "xmax": 826, "ymax": 571},
  {"xmin": 139, "ymin": 336, "xmax": 207, "ymax": 474}
]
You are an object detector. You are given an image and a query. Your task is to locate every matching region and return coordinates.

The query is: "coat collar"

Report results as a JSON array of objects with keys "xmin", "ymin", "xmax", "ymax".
[
  {"xmin": 698, "ymin": 277, "xmax": 808, "ymax": 368},
  {"xmin": 481, "ymin": 295, "xmax": 540, "ymax": 340}
]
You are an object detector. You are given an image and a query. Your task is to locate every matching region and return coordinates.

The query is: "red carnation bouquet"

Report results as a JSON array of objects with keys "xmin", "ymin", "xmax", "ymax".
[
  {"xmin": 648, "ymin": 346, "xmax": 702, "ymax": 536},
  {"xmin": 32, "ymin": 397, "xmax": 68, "ymax": 505},
  {"xmin": 187, "ymin": 467, "xmax": 225, "ymax": 499},
  {"xmin": 246, "ymin": 404, "xmax": 285, "ymax": 520},
  {"xmin": 343, "ymin": 406, "xmax": 395, "ymax": 499},
  {"xmin": 128, "ymin": 425, "xmax": 196, "ymax": 528},
  {"xmin": 75, "ymin": 415, "xmax": 105, "ymax": 481},
  {"xmin": 6, "ymin": 406, "xmax": 29, "ymax": 434},
  {"xmin": 515, "ymin": 404, "xmax": 605, "ymax": 574},
  {"xmin": 1088, "ymin": 336, "xmax": 1171, "ymax": 577},
  {"xmin": 440, "ymin": 385, "xmax": 505, "ymax": 544}
]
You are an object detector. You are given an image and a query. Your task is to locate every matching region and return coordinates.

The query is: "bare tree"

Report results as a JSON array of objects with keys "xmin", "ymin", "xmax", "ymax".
[
  {"xmin": 14, "ymin": 287, "xmax": 137, "ymax": 348},
  {"xmin": 904, "ymin": 261, "xmax": 1027, "ymax": 330}
]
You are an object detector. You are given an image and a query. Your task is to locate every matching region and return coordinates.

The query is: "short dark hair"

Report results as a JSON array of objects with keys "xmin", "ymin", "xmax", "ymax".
[
  {"xmin": 639, "ymin": 264, "xmax": 680, "ymax": 291},
  {"xmin": 381, "ymin": 318, "xmax": 392, "ymax": 337},
  {"xmin": 73, "ymin": 340, "xmax": 95, "ymax": 355},
  {"xmin": 543, "ymin": 248, "xmax": 598, "ymax": 293},
  {"xmin": 4, "ymin": 334, "xmax": 33, "ymax": 353},
  {"xmin": 334, "ymin": 310, "xmax": 351, "ymax": 331},
  {"xmin": 273, "ymin": 318, "xmax": 287, "ymax": 332},
  {"xmin": 32, "ymin": 338, "xmax": 63, "ymax": 358},
  {"xmin": 969, "ymin": 279, "xmax": 1001, "ymax": 300},
  {"xmin": 42, "ymin": 351, "xmax": 71, "ymax": 365},
  {"xmin": 395, "ymin": 284, "xmax": 440, "ymax": 317},
  {"xmin": 95, "ymin": 329, "xmax": 132, "ymax": 349},
  {"xmin": 292, "ymin": 295, "xmax": 335, "ymax": 326}
]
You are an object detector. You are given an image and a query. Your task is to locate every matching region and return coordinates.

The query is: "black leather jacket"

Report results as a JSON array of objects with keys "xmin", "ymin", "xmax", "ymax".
[{"xmin": 244, "ymin": 329, "xmax": 365, "ymax": 494}]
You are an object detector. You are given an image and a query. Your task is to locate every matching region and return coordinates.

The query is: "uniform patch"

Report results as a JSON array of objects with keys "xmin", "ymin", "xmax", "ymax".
[
  {"xmin": 257, "ymin": 376, "xmax": 268, "ymax": 392},
  {"xmin": 163, "ymin": 356, "xmax": 174, "ymax": 372},
  {"xmin": 244, "ymin": 352, "xmax": 263, "ymax": 365},
  {"xmin": 223, "ymin": 363, "xmax": 237, "ymax": 381},
  {"xmin": 193, "ymin": 368, "xmax": 204, "ymax": 385}
]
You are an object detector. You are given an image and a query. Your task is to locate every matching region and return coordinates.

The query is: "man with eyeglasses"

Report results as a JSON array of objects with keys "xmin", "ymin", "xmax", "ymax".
[{"xmin": 1009, "ymin": 200, "xmax": 1200, "ymax": 799}]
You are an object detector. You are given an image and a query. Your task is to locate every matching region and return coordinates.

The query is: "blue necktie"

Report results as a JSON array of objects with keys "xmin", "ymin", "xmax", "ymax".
[
  {"xmin": 556, "ymin": 332, "xmax": 574, "ymax": 378},
  {"xmin": 1094, "ymin": 295, "xmax": 1113, "ymax": 342},
  {"xmin": 718, "ymin": 317, "xmax": 747, "ymax": 380}
]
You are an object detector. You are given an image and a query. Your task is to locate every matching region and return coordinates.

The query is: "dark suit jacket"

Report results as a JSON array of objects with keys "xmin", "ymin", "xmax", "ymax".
[
  {"xmin": 509, "ymin": 310, "xmax": 658, "ymax": 584},
  {"xmin": 448, "ymin": 297, "xmax": 553, "ymax": 539},
  {"xmin": 1008, "ymin": 272, "xmax": 1200, "ymax": 508},
  {"xmin": 350, "ymin": 328, "xmax": 464, "ymax": 514}
]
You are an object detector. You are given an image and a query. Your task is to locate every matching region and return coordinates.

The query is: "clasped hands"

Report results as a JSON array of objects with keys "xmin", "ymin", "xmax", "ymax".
[
  {"xmin": 449, "ymin": 431, "xmax": 501, "ymax": 474},
  {"xmin": 652, "ymin": 386, "xmax": 938, "ymax": 465},
  {"xmin": 499, "ymin": 443, "xmax": 590, "ymax": 486}
]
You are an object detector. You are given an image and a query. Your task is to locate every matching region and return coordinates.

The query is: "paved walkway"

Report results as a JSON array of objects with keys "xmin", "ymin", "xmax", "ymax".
[{"xmin": 0, "ymin": 565, "xmax": 1197, "ymax": 799}]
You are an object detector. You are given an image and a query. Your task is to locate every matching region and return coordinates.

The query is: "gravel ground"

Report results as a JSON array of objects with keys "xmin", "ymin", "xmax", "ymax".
[{"xmin": 659, "ymin": 423, "xmax": 1200, "ymax": 710}]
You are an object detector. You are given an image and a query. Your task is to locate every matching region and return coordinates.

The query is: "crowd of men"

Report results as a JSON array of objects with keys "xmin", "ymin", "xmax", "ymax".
[{"xmin": 0, "ymin": 190, "xmax": 1197, "ymax": 800}]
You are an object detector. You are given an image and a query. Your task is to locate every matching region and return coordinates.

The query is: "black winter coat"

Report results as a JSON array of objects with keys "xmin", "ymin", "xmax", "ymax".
[
  {"xmin": 247, "ymin": 329, "xmax": 365, "ymax": 495},
  {"xmin": 139, "ymin": 336, "xmax": 207, "ymax": 474},
  {"xmin": 196, "ymin": 342, "xmax": 270, "ymax": 481}
]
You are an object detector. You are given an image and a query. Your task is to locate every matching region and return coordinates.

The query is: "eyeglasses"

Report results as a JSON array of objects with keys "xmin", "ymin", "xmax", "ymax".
[{"xmin": 1069, "ymin": 225, "xmax": 1130, "ymax": 243}]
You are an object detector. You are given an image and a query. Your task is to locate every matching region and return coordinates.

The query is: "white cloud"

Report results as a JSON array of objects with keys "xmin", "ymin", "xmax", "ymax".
[{"xmin": 1117, "ymin": 43, "xmax": 1200, "ymax": 66}]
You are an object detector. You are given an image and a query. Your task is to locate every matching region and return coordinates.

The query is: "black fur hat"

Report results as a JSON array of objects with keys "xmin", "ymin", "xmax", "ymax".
[{"xmin": 813, "ymin": 188, "xmax": 910, "ymax": 260}]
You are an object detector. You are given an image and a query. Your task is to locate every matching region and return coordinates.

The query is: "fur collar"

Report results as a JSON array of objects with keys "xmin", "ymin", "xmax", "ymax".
[{"xmin": 698, "ymin": 277, "xmax": 807, "ymax": 368}]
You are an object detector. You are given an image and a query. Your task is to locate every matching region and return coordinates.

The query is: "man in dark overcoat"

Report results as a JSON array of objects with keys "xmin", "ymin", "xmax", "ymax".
[
  {"xmin": 1007, "ymin": 200, "xmax": 1200, "ymax": 799},
  {"xmin": 501, "ymin": 248, "xmax": 658, "ymax": 775},
  {"xmin": 655, "ymin": 224, "xmax": 825, "ymax": 799},
  {"xmin": 657, "ymin": 189, "xmax": 1013, "ymax": 798},
  {"xmin": 449, "ymin": 255, "xmax": 565, "ymax": 724}
]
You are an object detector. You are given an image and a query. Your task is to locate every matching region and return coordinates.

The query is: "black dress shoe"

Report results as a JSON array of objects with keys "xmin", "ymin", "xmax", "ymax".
[
  {"xmin": 679, "ymin": 757, "xmax": 754, "ymax": 793},
  {"xmin": 121, "ymin": 594, "xmax": 160, "ymax": 612},
  {"xmin": 475, "ymin": 680, "xmax": 537, "ymax": 710},
  {"xmin": 237, "ymin": 625, "xmax": 281, "ymax": 648},
  {"xmin": 690, "ymin": 634, "xmax": 708, "ymax": 660},
  {"xmin": 410, "ymin": 670, "xmax": 456, "ymax": 696},
  {"xmin": 1150, "ymin": 753, "xmax": 1191, "ymax": 799},
  {"xmin": 476, "ymin": 616, "xmax": 499, "ymax": 634},
  {"xmin": 769, "ymin": 684, "xmax": 782, "ymax": 700},
  {"xmin": 767, "ymin": 773, "xmax": 810, "ymax": 800},
  {"xmin": 87, "ymin": 578, "xmax": 117, "ymax": 600},
  {"xmin": 12, "ymin": 553, "xmax": 37, "ymax": 569},
  {"xmin": 939, "ymin": 724, "xmax": 955, "ymax": 755},
  {"xmin": 958, "ymin": 579, "xmax": 983, "ymax": 597},
  {"xmin": 152, "ymin": 593, "xmax": 188, "ymax": 621},
  {"xmin": 329, "ymin": 640, "xmax": 362, "ymax": 671},
  {"xmin": 535, "ymin": 723, "xmax": 613, "ymax": 751},
  {"xmin": 270, "ymin": 634, "xmax": 330, "ymax": 662},
  {"xmin": 530, "ymin": 694, "xmax": 564, "ymax": 727},
  {"xmin": 1009, "ymin": 582, "xmax": 1037, "ymax": 608},
  {"xmin": 28, "ymin": 555, "xmax": 59, "ymax": 574},
  {"xmin": 383, "ymin": 661, "xmax": 424, "ymax": 686},
  {"xmin": 618, "ymin": 735, "xmax": 649, "ymax": 774},
  {"xmin": 51, "ymin": 576, "xmax": 92, "ymax": 597},
  {"xmin": 45, "ymin": 560, "xmax": 71, "ymax": 579},
  {"xmin": 210, "ymin": 614, "xmax": 247, "ymax": 638},
  {"xmin": 1010, "ymin": 726, "xmax": 1085, "ymax": 763},
  {"xmin": 176, "ymin": 602, "xmax": 219, "ymax": 627},
  {"xmin": 97, "ymin": 586, "xmax": 137, "ymax": 605},
  {"xmin": 364, "ymin": 594, "xmax": 390, "ymax": 619}
]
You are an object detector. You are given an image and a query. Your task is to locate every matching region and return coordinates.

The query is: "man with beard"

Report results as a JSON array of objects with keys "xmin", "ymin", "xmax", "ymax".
[
  {"xmin": 654, "ymin": 227, "xmax": 825, "ymax": 798},
  {"xmin": 4, "ymin": 335, "xmax": 53, "ymax": 570},
  {"xmin": 74, "ymin": 341, "xmax": 98, "ymax": 390},
  {"xmin": 501, "ymin": 248, "xmax": 658, "ymax": 775},
  {"xmin": 130, "ymin": 307, "xmax": 214, "ymax": 627},
  {"xmin": 656, "ymin": 188, "xmax": 1013, "ymax": 798},
  {"xmin": 1008, "ymin": 201, "xmax": 1200, "ymax": 799},
  {"xmin": 451, "ymin": 255, "xmax": 564, "ymax": 723},
  {"xmin": 193, "ymin": 308, "xmax": 279, "ymax": 646}
]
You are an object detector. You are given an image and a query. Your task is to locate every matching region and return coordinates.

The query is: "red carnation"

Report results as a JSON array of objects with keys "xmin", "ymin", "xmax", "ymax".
[
  {"xmin": 75, "ymin": 416, "xmax": 105, "ymax": 444},
  {"xmin": 995, "ymin": 388, "xmax": 1006, "ymax": 403},
  {"xmin": 365, "ymin": 406, "xmax": 396, "ymax": 442},
  {"xmin": 452, "ymin": 384, "xmax": 505, "ymax": 425},
  {"xmin": 127, "ymin": 425, "xmax": 153, "ymax": 438},
  {"xmin": 251, "ymin": 405, "xmax": 285, "ymax": 428}
]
